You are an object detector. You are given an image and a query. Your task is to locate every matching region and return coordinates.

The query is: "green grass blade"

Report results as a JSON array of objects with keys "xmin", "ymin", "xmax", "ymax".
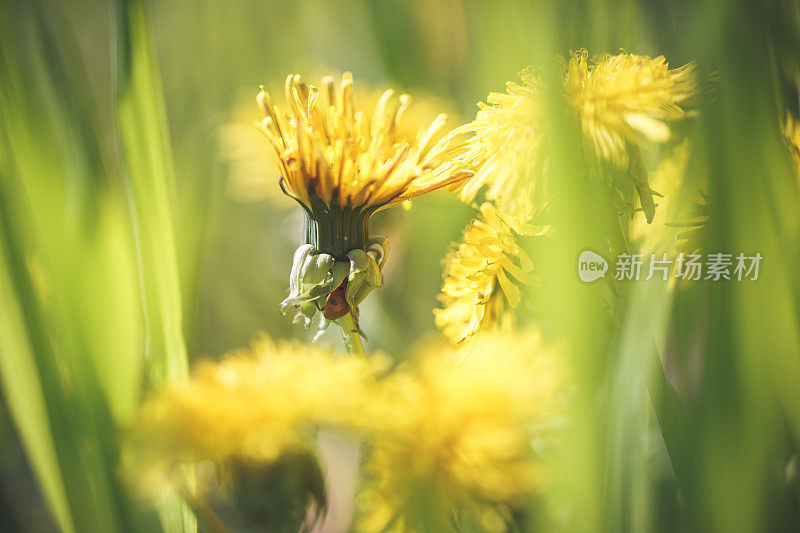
[
  {"xmin": 113, "ymin": 1, "xmax": 196, "ymax": 531},
  {"xmin": 114, "ymin": 0, "xmax": 189, "ymax": 385},
  {"xmin": 0, "ymin": 214, "xmax": 74, "ymax": 533}
]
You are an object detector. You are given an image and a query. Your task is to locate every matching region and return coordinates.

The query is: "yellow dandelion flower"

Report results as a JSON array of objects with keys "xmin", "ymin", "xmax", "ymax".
[
  {"xmin": 129, "ymin": 335, "xmax": 385, "ymax": 492},
  {"xmin": 452, "ymin": 51, "xmax": 696, "ymax": 223},
  {"xmin": 565, "ymin": 51, "xmax": 696, "ymax": 223},
  {"xmin": 452, "ymin": 67, "xmax": 548, "ymax": 222},
  {"xmin": 258, "ymin": 73, "xmax": 470, "ymax": 331},
  {"xmin": 359, "ymin": 329, "xmax": 565, "ymax": 532},
  {"xmin": 564, "ymin": 50, "xmax": 696, "ymax": 166},
  {"xmin": 258, "ymin": 72, "xmax": 469, "ymax": 256},
  {"xmin": 434, "ymin": 203, "xmax": 542, "ymax": 343},
  {"xmin": 221, "ymin": 83, "xmax": 462, "ymax": 205}
]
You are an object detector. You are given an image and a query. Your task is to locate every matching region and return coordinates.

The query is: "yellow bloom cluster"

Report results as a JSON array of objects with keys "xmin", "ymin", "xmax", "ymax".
[
  {"xmin": 431, "ymin": 51, "xmax": 697, "ymax": 331},
  {"xmin": 434, "ymin": 203, "xmax": 542, "ymax": 343},
  {"xmin": 257, "ymin": 72, "xmax": 470, "ymax": 212},
  {"xmin": 144, "ymin": 51, "xmax": 702, "ymax": 531},
  {"xmin": 359, "ymin": 329, "xmax": 565, "ymax": 532},
  {"xmin": 130, "ymin": 329, "xmax": 565, "ymax": 532},
  {"xmin": 452, "ymin": 50, "xmax": 697, "ymax": 223}
]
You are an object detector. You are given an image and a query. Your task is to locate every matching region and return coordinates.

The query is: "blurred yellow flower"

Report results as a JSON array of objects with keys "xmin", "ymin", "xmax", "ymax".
[
  {"xmin": 564, "ymin": 50, "xmax": 696, "ymax": 167},
  {"xmin": 451, "ymin": 67, "xmax": 548, "ymax": 223},
  {"xmin": 218, "ymin": 94, "xmax": 296, "ymax": 206},
  {"xmin": 451, "ymin": 50, "xmax": 696, "ymax": 223},
  {"xmin": 434, "ymin": 203, "xmax": 542, "ymax": 343},
  {"xmin": 130, "ymin": 336, "xmax": 385, "ymax": 491},
  {"xmin": 258, "ymin": 72, "xmax": 470, "ymax": 215},
  {"xmin": 783, "ymin": 112, "xmax": 800, "ymax": 181},
  {"xmin": 358, "ymin": 329, "xmax": 565, "ymax": 532}
]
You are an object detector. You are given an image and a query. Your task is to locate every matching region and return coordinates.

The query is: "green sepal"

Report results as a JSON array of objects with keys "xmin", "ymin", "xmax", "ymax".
[
  {"xmin": 301, "ymin": 253, "xmax": 334, "ymax": 289},
  {"xmin": 344, "ymin": 249, "xmax": 371, "ymax": 308},
  {"xmin": 287, "ymin": 244, "xmax": 316, "ymax": 301},
  {"xmin": 367, "ymin": 235, "xmax": 389, "ymax": 269},
  {"xmin": 312, "ymin": 317, "xmax": 331, "ymax": 342},
  {"xmin": 352, "ymin": 254, "xmax": 382, "ymax": 307},
  {"xmin": 280, "ymin": 260, "xmax": 349, "ymax": 310},
  {"xmin": 294, "ymin": 301, "xmax": 318, "ymax": 329}
]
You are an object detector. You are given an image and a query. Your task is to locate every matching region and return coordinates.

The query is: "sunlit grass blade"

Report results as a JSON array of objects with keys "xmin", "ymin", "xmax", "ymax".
[
  {"xmin": 609, "ymin": 276, "xmax": 698, "ymax": 531},
  {"xmin": 646, "ymin": 343, "xmax": 699, "ymax": 499},
  {"xmin": 114, "ymin": 0, "xmax": 189, "ymax": 385},
  {"xmin": 113, "ymin": 0, "xmax": 196, "ymax": 531},
  {"xmin": 683, "ymin": 2, "xmax": 800, "ymax": 530},
  {"xmin": 0, "ymin": 212, "xmax": 74, "ymax": 533},
  {"xmin": 533, "ymin": 63, "xmax": 613, "ymax": 533},
  {"xmin": 0, "ymin": 11, "xmax": 72, "ymax": 529},
  {"xmin": 0, "ymin": 188, "xmax": 147, "ymax": 533}
]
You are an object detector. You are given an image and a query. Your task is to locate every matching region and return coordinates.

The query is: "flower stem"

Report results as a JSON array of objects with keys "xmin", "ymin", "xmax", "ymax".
[
  {"xmin": 177, "ymin": 484, "xmax": 232, "ymax": 533},
  {"xmin": 336, "ymin": 313, "xmax": 365, "ymax": 357}
]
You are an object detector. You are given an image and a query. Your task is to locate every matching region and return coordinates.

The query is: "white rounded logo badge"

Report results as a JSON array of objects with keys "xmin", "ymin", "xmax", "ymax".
[{"xmin": 578, "ymin": 250, "xmax": 608, "ymax": 282}]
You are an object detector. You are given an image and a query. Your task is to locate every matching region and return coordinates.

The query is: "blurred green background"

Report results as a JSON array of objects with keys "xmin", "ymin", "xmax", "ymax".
[{"xmin": 2, "ymin": 0, "xmax": 800, "ymax": 532}]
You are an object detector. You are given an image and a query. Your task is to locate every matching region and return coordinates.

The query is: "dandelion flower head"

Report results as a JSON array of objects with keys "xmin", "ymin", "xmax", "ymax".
[
  {"xmin": 434, "ymin": 203, "xmax": 542, "ymax": 343},
  {"xmin": 450, "ymin": 68, "xmax": 547, "ymax": 222},
  {"xmin": 222, "ymin": 82, "xmax": 462, "ymax": 205},
  {"xmin": 130, "ymin": 336, "xmax": 385, "ymax": 491},
  {"xmin": 452, "ymin": 51, "xmax": 696, "ymax": 223},
  {"xmin": 563, "ymin": 50, "xmax": 697, "ymax": 167},
  {"xmin": 258, "ymin": 72, "xmax": 470, "ymax": 216},
  {"xmin": 359, "ymin": 329, "xmax": 565, "ymax": 532}
]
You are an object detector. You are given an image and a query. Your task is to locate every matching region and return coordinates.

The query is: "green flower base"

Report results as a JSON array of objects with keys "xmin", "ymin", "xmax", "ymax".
[{"xmin": 303, "ymin": 193, "xmax": 374, "ymax": 260}]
